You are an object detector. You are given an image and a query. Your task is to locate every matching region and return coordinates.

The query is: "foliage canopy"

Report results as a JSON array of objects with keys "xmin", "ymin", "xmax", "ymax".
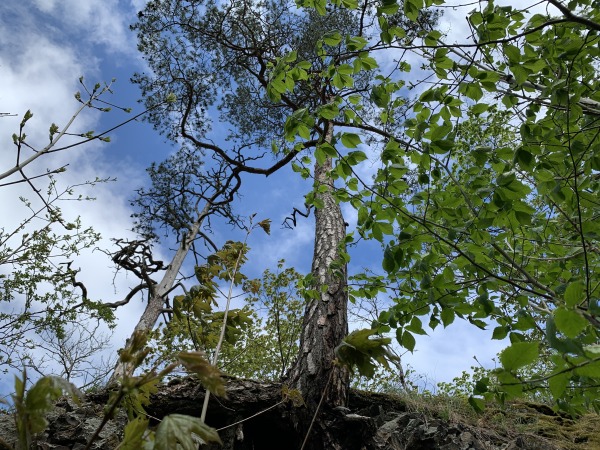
[
  {"xmin": 6, "ymin": 0, "xmax": 600, "ymax": 447},
  {"xmin": 131, "ymin": 0, "xmax": 600, "ymax": 416}
]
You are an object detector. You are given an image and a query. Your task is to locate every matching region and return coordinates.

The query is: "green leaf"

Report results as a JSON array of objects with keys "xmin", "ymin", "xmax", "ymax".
[
  {"xmin": 510, "ymin": 64, "xmax": 529, "ymax": 85},
  {"xmin": 434, "ymin": 49, "xmax": 454, "ymax": 70},
  {"xmin": 155, "ymin": 414, "xmax": 221, "ymax": 450},
  {"xmin": 474, "ymin": 377, "xmax": 489, "ymax": 395},
  {"xmin": 564, "ymin": 281, "xmax": 585, "ymax": 308},
  {"xmin": 440, "ymin": 308, "xmax": 455, "ymax": 327},
  {"xmin": 430, "ymin": 123, "xmax": 451, "ymax": 141},
  {"xmin": 336, "ymin": 329, "xmax": 396, "ymax": 377},
  {"xmin": 120, "ymin": 417, "xmax": 149, "ymax": 450},
  {"xmin": 503, "ymin": 44, "xmax": 521, "ymax": 64},
  {"xmin": 430, "ymin": 140, "xmax": 454, "ymax": 154},
  {"xmin": 424, "ymin": 30, "xmax": 442, "ymax": 46},
  {"xmin": 346, "ymin": 150, "xmax": 367, "ymax": 165},
  {"xmin": 468, "ymin": 396, "xmax": 485, "ymax": 412},
  {"xmin": 514, "ymin": 210, "xmax": 532, "ymax": 225},
  {"xmin": 323, "ymin": 32, "xmax": 342, "ymax": 47},
  {"xmin": 332, "ymin": 72, "xmax": 354, "ymax": 88},
  {"xmin": 382, "ymin": 245, "xmax": 397, "ymax": 274},
  {"xmin": 403, "ymin": 0, "xmax": 422, "ymax": 21},
  {"xmin": 346, "ymin": 36, "xmax": 368, "ymax": 51},
  {"xmin": 548, "ymin": 372, "xmax": 569, "ymax": 399},
  {"xmin": 341, "ymin": 133, "xmax": 362, "ymax": 148},
  {"xmin": 317, "ymin": 103, "xmax": 340, "ymax": 120},
  {"xmin": 554, "ymin": 307, "xmax": 588, "ymax": 339},
  {"xmin": 379, "ymin": 0, "xmax": 400, "ymax": 14},
  {"xmin": 499, "ymin": 341, "xmax": 539, "ymax": 371},
  {"xmin": 371, "ymin": 85, "xmax": 390, "ymax": 108},
  {"xmin": 406, "ymin": 317, "xmax": 427, "ymax": 335},
  {"xmin": 177, "ymin": 352, "xmax": 226, "ymax": 397},
  {"xmin": 460, "ymin": 83, "xmax": 483, "ymax": 101},
  {"xmin": 471, "ymin": 103, "xmax": 489, "ymax": 115},
  {"xmin": 400, "ymin": 330, "xmax": 416, "ymax": 352},
  {"xmin": 514, "ymin": 148, "xmax": 534, "ymax": 170},
  {"xmin": 314, "ymin": 0, "xmax": 327, "ymax": 15},
  {"xmin": 575, "ymin": 361, "xmax": 600, "ymax": 378},
  {"xmin": 270, "ymin": 78, "xmax": 287, "ymax": 94},
  {"xmin": 492, "ymin": 326, "xmax": 509, "ymax": 340},
  {"xmin": 356, "ymin": 54, "xmax": 378, "ymax": 71}
]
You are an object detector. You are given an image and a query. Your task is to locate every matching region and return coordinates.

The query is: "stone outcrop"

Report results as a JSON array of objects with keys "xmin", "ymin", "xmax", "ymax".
[{"xmin": 0, "ymin": 377, "xmax": 590, "ymax": 449}]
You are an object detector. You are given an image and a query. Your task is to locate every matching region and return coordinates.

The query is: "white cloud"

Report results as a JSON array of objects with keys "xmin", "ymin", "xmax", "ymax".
[
  {"xmin": 131, "ymin": 0, "xmax": 151, "ymax": 14},
  {"xmin": 347, "ymin": 296, "xmax": 507, "ymax": 387},
  {"xmin": 31, "ymin": 0, "xmax": 139, "ymax": 57},
  {"xmin": 249, "ymin": 218, "xmax": 314, "ymax": 272},
  {"xmin": 0, "ymin": 0, "xmax": 151, "ymax": 386},
  {"xmin": 410, "ymin": 319, "xmax": 507, "ymax": 386}
]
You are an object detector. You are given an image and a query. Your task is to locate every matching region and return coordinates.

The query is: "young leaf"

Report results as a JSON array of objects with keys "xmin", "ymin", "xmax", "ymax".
[
  {"xmin": 257, "ymin": 219, "xmax": 271, "ymax": 235},
  {"xmin": 177, "ymin": 352, "xmax": 226, "ymax": 397},
  {"xmin": 154, "ymin": 414, "xmax": 221, "ymax": 450},
  {"xmin": 120, "ymin": 417, "xmax": 149, "ymax": 450},
  {"xmin": 14, "ymin": 372, "xmax": 81, "ymax": 445},
  {"xmin": 335, "ymin": 328, "xmax": 396, "ymax": 377}
]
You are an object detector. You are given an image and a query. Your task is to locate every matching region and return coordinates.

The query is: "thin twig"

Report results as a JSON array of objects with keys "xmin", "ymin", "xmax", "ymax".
[
  {"xmin": 200, "ymin": 230, "xmax": 250, "ymax": 423},
  {"xmin": 216, "ymin": 399, "xmax": 286, "ymax": 431}
]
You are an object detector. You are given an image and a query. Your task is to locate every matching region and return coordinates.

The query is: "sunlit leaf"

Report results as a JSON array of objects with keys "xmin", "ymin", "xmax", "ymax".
[{"xmin": 499, "ymin": 341, "xmax": 539, "ymax": 371}]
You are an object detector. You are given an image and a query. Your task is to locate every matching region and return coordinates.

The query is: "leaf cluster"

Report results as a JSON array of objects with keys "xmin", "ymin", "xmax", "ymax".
[
  {"xmin": 110, "ymin": 332, "xmax": 225, "ymax": 449},
  {"xmin": 283, "ymin": 0, "xmax": 600, "ymax": 415},
  {"xmin": 336, "ymin": 328, "xmax": 399, "ymax": 378}
]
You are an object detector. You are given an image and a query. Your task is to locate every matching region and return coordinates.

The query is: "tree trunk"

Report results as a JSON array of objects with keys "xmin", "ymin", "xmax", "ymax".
[
  {"xmin": 288, "ymin": 125, "xmax": 349, "ymax": 412},
  {"xmin": 110, "ymin": 205, "xmax": 210, "ymax": 383}
]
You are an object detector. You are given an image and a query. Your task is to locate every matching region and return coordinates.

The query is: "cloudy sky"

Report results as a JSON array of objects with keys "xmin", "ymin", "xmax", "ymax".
[{"xmin": 0, "ymin": 0, "xmax": 528, "ymax": 392}]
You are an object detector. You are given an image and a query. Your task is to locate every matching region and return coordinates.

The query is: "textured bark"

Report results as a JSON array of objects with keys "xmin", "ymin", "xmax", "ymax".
[{"xmin": 288, "ymin": 125, "xmax": 350, "ymax": 415}]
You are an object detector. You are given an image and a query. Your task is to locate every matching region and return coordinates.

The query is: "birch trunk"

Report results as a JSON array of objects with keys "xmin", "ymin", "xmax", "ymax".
[{"xmin": 288, "ymin": 126, "xmax": 349, "ymax": 411}]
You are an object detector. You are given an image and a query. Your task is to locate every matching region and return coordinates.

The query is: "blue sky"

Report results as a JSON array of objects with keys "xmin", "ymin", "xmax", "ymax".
[{"xmin": 0, "ymin": 0, "xmax": 521, "ymax": 391}]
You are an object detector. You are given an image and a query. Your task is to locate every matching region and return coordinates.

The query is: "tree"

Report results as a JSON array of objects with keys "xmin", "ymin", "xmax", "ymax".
[
  {"xmin": 130, "ymin": 4, "xmax": 436, "ymax": 431},
  {"xmin": 0, "ymin": 79, "xmax": 158, "ymax": 377},
  {"xmin": 18, "ymin": 320, "xmax": 115, "ymax": 390},
  {"xmin": 11, "ymin": 0, "xmax": 600, "ymax": 446},
  {"xmin": 222, "ymin": 260, "xmax": 304, "ymax": 381},
  {"xmin": 132, "ymin": 235, "xmax": 303, "ymax": 422},
  {"xmin": 0, "ymin": 81, "xmax": 228, "ymax": 449},
  {"xmin": 130, "ymin": 0, "xmax": 358, "ymax": 410},
  {"xmin": 109, "ymin": 144, "xmax": 243, "ymax": 382},
  {"xmin": 282, "ymin": 0, "xmax": 600, "ymax": 416}
]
